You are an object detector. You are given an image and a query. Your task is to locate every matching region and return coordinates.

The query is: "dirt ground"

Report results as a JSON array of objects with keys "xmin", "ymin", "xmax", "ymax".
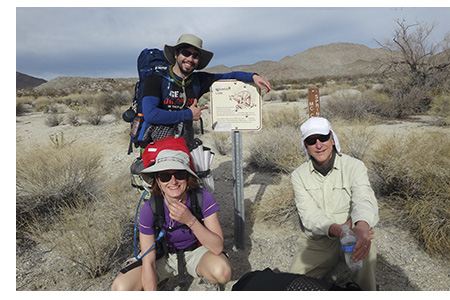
[{"xmin": 15, "ymin": 101, "xmax": 450, "ymax": 291}]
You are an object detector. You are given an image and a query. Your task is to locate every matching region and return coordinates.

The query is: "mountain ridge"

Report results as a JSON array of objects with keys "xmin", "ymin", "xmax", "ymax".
[{"xmin": 18, "ymin": 42, "xmax": 395, "ymax": 91}]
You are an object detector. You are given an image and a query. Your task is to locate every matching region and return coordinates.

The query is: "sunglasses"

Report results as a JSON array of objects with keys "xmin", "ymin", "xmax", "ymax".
[
  {"xmin": 304, "ymin": 132, "xmax": 332, "ymax": 146},
  {"xmin": 157, "ymin": 170, "xmax": 189, "ymax": 183},
  {"xmin": 179, "ymin": 48, "xmax": 200, "ymax": 59}
]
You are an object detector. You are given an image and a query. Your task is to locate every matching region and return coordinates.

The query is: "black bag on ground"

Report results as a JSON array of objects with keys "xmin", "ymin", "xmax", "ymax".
[{"xmin": 232, "ymin": 268, "xmax": 361, "ymax": 291}]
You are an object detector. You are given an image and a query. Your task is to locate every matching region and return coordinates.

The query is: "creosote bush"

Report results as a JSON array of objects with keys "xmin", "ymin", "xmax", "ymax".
[{"xmin": 369, "ymin": 130, "xmax": 450, "ymax": 258}]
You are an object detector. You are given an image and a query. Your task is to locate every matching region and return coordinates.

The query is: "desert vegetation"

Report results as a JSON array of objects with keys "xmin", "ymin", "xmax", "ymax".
[{"xmin": 16, "ymin": 20, "xmax": 450, "ymax": 290}]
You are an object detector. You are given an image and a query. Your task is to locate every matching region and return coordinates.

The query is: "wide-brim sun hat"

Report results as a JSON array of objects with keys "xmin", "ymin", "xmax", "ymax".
[
  {"xmin": 164, "ymin": 33, "xmax": 214, "ymax": 70},
  {"xmin": 300, "ymin": 117, "xmax": 341, "ymax": 160},
  {"xmin": 141, "ymin": 149, "xmax": 199, "ymax": 184}
]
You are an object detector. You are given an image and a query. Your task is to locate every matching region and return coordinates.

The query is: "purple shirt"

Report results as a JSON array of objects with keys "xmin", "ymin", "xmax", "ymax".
[{"xmin": 139, "ymin": 189, "xmax": 219, "ymax": 250}]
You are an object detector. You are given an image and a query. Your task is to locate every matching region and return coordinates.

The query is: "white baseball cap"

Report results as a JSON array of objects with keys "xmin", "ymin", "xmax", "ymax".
[{"xmin": 300, "ymin": 117, "xmax": 341, "ymax": 160}]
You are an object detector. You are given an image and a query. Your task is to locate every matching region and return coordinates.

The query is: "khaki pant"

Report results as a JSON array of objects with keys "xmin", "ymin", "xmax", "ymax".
[
  {"xmin": 155, "ymin": 245, "xmax": 209, "ymax": 283},
  {"xmin": 289, "ymin": 235, "xmax": 377, "ymax": 291}
]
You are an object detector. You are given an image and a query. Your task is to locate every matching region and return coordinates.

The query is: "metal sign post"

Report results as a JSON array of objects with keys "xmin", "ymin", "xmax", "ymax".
[
  {"xmin": 231, "ymin": 130, "xmax": 245, "ymax": 249},
  {"xmin": 210, "ymin": 80, "xmax": 262, "ymax": 250}
]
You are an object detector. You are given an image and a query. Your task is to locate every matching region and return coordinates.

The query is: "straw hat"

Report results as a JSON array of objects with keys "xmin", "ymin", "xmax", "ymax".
[{"xmin": 164, "ymin": 34, "xmax": 214, "ymax": 70}]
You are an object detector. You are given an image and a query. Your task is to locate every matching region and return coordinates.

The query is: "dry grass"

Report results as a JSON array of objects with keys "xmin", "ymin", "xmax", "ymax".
[
  {"xmin": 245, "ymin": 125, "xmax": 306, "ymax": 174},
  {"xmin": 333, "ymin": 120, "xmax": 378, "ymax": 161},
  {"xmin": 251, "ymin": 174, "xmax": 299, "ymax": 228},
  {"xmin": 262, "ymin": 105, "xmax": 304, "ymax": 128},
  {"xmin": 16, "ymin": 141, "xmax": 103, "ymax": 232},
  {"xmin": 211, "ymin": 131, "xmax": 232, "ymax": 155},
  {"xmin": 24, "ymin": 176, "xmax": 136, "ymax": 278},
  {"xmin": 369, "ymin": 130, "xmax": 450, "ymax": 258},
  {"xmin": 430, "ymin": 92, "xmax": 450, "ymax": 125}
]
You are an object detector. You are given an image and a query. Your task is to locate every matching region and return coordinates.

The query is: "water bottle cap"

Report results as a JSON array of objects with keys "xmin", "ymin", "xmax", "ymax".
[{"xmin": 342, "ymin": 225, "xmax": 349, "ymax": 231}]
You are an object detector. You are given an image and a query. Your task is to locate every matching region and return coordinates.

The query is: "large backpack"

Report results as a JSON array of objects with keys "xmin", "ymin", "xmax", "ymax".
[
  {"xmin": 124, "ymin": 48, "xmax": 202, "ymax": 154},
  {"xmin": 123, "ymin": 48, "xmax": 171, "ymax": 154}
]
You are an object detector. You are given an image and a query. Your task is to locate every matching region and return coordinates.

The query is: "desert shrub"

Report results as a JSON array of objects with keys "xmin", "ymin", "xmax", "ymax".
[
  {"xmin": 251, "ymin": 174, "xmax": 299, "ymax": 228},
  {"xmin": 25, "ymin": 176, "xmax": 136, "ymax": 278},
  {"xmin": 82, "ymin": 107, "xmax": 103, "ymax": 125},
  {"xmin": 263, "ymin": 106, "xmax": 304, "ymax": 129},
  {"xmin": 369, "ymin": 130, "xmax": 450, "ymax": 258},
  {"xmin": 245, "ymin": 125, "xmax": 306, "ymax": 173},
  {"xmin": 429, "ymin": 93, "xmax": 450, "ymax": 125},
  {"xmin": 16, "ymin": 102, "xmax": 27, "ymax": 116},
  {"xmin": 16, "ymin": 142, "xmax": 103, "ymax": 231},
  {"xmin": 33, "ymin": 96, "xmax": 53, "ymax": 113},
  {"xmin": 262, "ymin": 90, "xmax": 280, "ymax": 101},
  {"xmin": 280, "ymin": 90, "xmax": 305, "ymax": 102},
  {"xmin": 377, "ymin": 85, "xmax": 430, "ymax": 118},
  {"xmin": 321, "ymin": 90, "xmax": 377, "ymax": 121},
  {"xmin": 92, "ymin": 92, "xmax": 122, "ymax": 115},
  {"xmin": 66, "ymin": 111, "xmax": 80, "ymax": 126},
  {"xmin": 45, "ymin": 113, "xmax": 64, "ymax": 127},
  {"xmin": 334, "ymin": 121, "xmax": 377, "ymax": 161},
  {"xmin": 16, "ymin": 96, "xmax": 34, "ymax": 116},
  {"xmin": 211, "ymin": 131, "xmax": 231, "ymax": 155}
]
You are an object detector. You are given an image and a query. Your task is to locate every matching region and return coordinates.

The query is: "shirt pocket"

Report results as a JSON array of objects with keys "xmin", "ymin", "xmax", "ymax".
[{"xmin": 330, "ymin": 187, "xmax": 352, "ymax": 214}]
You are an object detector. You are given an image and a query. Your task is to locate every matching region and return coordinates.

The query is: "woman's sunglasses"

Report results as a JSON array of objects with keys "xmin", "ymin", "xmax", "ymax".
[
  {"xmin": 157, "ymin": 170, "xmax": 189, "ymax": 183},
  {"xmin": 304, "ymin": 132, "xmax": 332, "ymax": 146},
  {"xmin": 179, "ymin": 48, "xmax": 200, "ymax": 59}
]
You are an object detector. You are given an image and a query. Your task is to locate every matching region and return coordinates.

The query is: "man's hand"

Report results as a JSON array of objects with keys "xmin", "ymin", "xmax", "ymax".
[
  {"xmin": 352, "ymin": 221, "xmax": 375, "ymax": 262},
  {"xmin": 328, "ymin": 219, "xmax": 352, "ymax": 238},
  {"xmin": 189, "ymin": 98, "xmax": 208, "ymax": 121},
  {"xmin": 252, "ymin": 74, "xmax": 271, "ymax": 93}
]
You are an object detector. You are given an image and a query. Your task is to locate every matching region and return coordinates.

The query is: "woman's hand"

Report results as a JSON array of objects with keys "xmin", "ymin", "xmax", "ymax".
[{"xmin": 167, "ymin": 201, "xmax": 194, "ymax": 225}]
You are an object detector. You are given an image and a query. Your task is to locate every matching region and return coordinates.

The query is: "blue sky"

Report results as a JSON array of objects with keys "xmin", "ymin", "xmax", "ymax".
[{"xmin": 15, "ymin": 3, "xmax": 450, "ymax": 81}]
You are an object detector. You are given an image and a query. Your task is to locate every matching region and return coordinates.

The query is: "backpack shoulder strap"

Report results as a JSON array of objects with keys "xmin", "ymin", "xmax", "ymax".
[
  {"xmin": 190, "ymin": 188, "xmax": 204, "ymax": 224},
  {"xmin": 149, "ymin": 193, "xmax": 165, "ymax": 233},
  {"xmin": 192, "ymin": 72, "xmax": 201, "ymax": 99},
  {"xmin": 159, "ymin": 71, "xmax": 173, "ymax": 102}
]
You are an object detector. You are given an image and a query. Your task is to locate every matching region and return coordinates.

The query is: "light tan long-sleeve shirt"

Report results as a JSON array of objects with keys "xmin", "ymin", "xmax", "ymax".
[{"xmin": 291, "ymin": 153, "xmax": 379, "ymax": 240}]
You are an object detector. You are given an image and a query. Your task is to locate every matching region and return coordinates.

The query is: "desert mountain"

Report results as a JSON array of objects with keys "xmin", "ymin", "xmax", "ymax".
[
  {"xmin": 19, "ymin": 42, "xmax": 394, "ymax": 92},
  {"xmin": 16, "ymin": 72, "xmax": 47, "ymax": 89},
  {"xmin": 205, "ymin": 42, "xmax": 391, "ymax": 81}
]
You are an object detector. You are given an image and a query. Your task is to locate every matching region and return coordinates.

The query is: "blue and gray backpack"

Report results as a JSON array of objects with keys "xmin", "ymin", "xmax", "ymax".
[{"xmin": 124, "ymin": 48, "xmax": 201, "ymax": 154}]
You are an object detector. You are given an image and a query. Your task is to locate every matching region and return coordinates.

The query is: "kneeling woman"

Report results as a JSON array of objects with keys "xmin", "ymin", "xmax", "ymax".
[{"xmin": 112, "ymin": 147, "xmax": 232, "ymax": 290}]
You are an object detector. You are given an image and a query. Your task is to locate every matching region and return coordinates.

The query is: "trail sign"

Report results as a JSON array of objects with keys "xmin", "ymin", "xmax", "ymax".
[
  {"xmin": 209, "ymin": 80, "xmax": 262, "ymax": 250},
  {"xmin": 210, "ymin": 80, "xmax": 262, "ymax": 131},
  {"xmin": 308, "ymin": 88, "xmax": 321, "ymax": 117}
]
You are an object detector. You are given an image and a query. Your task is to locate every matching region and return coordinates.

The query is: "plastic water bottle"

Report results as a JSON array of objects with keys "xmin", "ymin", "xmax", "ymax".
[
  {"xmin": 340, "ymin": 225, "xmax": 363, "ymax": 271},
  {"xmin": 130, "ymin": 113, "xmax": 143, "ymax": 137}
]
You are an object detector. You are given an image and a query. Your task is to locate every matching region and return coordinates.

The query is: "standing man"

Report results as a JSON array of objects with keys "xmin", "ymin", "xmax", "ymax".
[
  {"xmin": 141, "ymin": 33, "xmax": 271, "ymax": 149},
  {"xmin": 289, "ymin": 117, "xmax": 379, "ymax": 291}
]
